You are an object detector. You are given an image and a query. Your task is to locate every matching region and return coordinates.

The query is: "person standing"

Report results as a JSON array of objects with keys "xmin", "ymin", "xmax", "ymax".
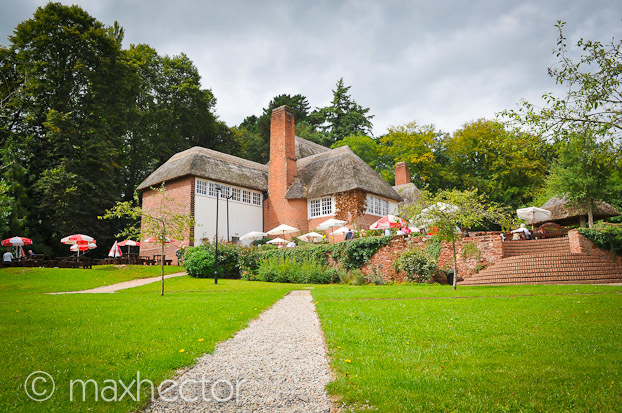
[{"xmin": 345, "ymin": 228, "xmax": 354, "ymax": 240}]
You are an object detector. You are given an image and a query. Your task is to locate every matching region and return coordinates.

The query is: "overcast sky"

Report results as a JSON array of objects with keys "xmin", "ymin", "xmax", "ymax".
[{"xmin": 1, "ymin": 1, "xmax": 621, "ymax": 135}]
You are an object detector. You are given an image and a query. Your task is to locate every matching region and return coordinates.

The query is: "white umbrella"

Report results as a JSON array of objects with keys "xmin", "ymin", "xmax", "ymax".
[
  {"xmin": 331, "ymin": 226, "xmax": 358, "ymax": 235},
  {"xmin": 240, "ymin": 231, "xmax": 268, "ymax": 241},
  {"xmin": 317, "ymin": 218, "xmax": 347, "ymax": 231},
  {"xmin": 517, "ymin": 207, "xmax": 552, "ymax": 227},
  {"xmin": 108, "ymin": 241, "xmax": 122, "ymax": 258},
  {"xmin": 297, "ymin": 232, "xmax": 324, "ymax": 243},
  {"xmin": 266, "ymin": 237, "xmax": 287, "ymax": 245},
  {"xmin": 266, "ymin": 224, "xmax": 299, "ymax": 239}
]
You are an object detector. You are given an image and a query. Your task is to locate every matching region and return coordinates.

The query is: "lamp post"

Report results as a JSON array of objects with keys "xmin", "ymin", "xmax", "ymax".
[
  {"xmin": 214, "ymin": 187, "xmax": 220, "ymax": 284},
  {"xmin": 225, "ymin": 192, "xmax": 233, "ymax": 242}
]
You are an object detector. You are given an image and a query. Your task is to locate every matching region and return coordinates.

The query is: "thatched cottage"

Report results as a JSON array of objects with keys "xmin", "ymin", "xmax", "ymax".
[{"xmin": 137, "ymin": 106, "xmax": 410, "ymax": 259}]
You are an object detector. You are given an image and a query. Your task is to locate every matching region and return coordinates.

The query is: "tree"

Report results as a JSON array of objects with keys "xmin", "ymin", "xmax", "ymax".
[
  {"xmin": 0, "ymin": 180, "xmax": 13, "ymax": 235},
  {"xmin": 503, "ymin": 21, "xmax": 622, "ymax": 222},
  {"xmin": 444, "ymin": 119, "xmax": 548, "ymax": 209},
  {"xmin": 401, "ymin": 189, "xmax": 513, "ymax": 289},
  {"xmin": 379, "ymin": 122, "xmax": 440, "ymax": 187},
  {"xmin": 311, "ymin": 78, "xmax": 374, "ymax": 145},
  {"xmin": 546, "ymin": 130, "xmax": 616, "ymax": 227},
  {"xmin": 100, "ymin": 184, "xmax": 194, "ymax": 295},
  {"xmin": 506, "ymin": 21, "xmax": 622, "ymax": 141}
]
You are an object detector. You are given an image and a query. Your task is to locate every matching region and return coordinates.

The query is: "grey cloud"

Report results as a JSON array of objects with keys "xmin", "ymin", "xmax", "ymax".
[{"xmin": 1, "ymin": 0, "xmax": 620, "ymax": 135}]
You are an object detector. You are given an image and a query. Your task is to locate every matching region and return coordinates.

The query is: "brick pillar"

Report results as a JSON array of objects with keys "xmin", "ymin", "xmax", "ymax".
[
  {"xmin": 264, "ymin": 106, "xmax": 308, "ymax": 234},
  {"xmin": 395, "ymin": 162, "xmax": 410, "ymax": 186}
]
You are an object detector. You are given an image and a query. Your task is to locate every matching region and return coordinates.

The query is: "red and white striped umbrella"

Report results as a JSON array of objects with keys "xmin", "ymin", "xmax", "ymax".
[
  {"xmin": 70, "ymin": 242, "xmax": 97, "ymax": 252},
  {"xmin": 118, "ymin": 240, "xmax": 141, "ymax": 247},
  {"xmin": 369, "ymin": 215, "xmax": 408, "ymax": 230},
  {"xmin": 61, "ymin": 234, "xmax": 96, "ymax": 245},
  {"xmin": 1, "ymin": 236, "xmax": 33, "ymax": 247},
  {"xmin": 145, "ymin": 237, "xmax": 174, "ymax": 243},
  {"xmin": 108, "ymin": 241, "xmax": 122, "ymax": 258}
]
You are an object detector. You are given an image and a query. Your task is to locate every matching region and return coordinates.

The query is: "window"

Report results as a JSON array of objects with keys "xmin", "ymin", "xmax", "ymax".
[
  {"xmin": 252, "ymin": 192, "xmax": 262, "ymax": 206},
  {"xmin": 197, "ymin": 179, "xmax": 260, "ymax": 206},
  {"xmin": 196, "ymin": 179, "xmax": 207, "ymax": 196},
  {"xmin": 309, "ymin": 197, "xmax": 334, "ymax": 218},
  {"xmin": 366, "ymin": 195, "xmax": 389, "ymax": 216}
]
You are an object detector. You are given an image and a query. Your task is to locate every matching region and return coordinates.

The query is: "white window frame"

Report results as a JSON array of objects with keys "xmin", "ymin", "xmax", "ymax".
[
  {"xmin": 308, "ymin": 196, "xmax": 335, "ymax": 219},
  {"xmin": 195, "ymin": 179, "xmax": 262, "ymax": 208},
  {"xmin": 366, "ymin": 194, "xmax": 389, "ymax": 216}
]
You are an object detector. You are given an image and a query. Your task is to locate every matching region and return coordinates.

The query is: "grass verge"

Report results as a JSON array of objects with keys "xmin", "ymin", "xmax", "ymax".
[
  {"xmin": 313, "ymin": 283, "xmax": 622, "ymax": 412},
  {"xmin": 0, "ymin": 267, "xmax": 303, "ymax": 412}
]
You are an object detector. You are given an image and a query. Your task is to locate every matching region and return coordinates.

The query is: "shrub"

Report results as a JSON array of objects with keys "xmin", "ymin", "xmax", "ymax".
[
  {"xmin": 397, "ymin": 248, "xmax": 438, "ymax": 283},
  {"xmin": 254, "ymin": 256, "xmax": 331, "ymax": 284},
  {"xmin": 578, "ymin": 222, "xmax": 622, "ymax": 256},
  {"xmin": 183, "ymin": 246, "xmax": 217, "ymax": 278},
  {"xmin": 474, "ymin": 263, "xmax": 488, "ymax": 273},
  {"xmin": 183, "ymin": 243, "xmax": 247, "ymax": 279}
]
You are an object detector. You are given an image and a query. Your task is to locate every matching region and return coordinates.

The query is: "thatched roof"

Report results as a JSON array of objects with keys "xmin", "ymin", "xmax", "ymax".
[
  {"xmin": 393, "ymin": 183, "xmax": 420, "ymax": 205},
  {"xmin": 285, "ymin": 145, "xmax": 403, "ymax": 202},
  {"xmin": 295, "ymin": 136, "xmax": 330, "ymax": 159},
  {"xmin": 137, "ymin": 147, "xmax": 268, "ymax": 191},
  {"xmin": 540, "ymin": 196, "xmax": 620, "ymax": 223}
]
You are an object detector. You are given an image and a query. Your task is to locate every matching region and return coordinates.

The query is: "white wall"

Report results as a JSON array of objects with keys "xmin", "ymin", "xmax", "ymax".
[{"xmin": 194, "ymin": 183, "xmax": 263, "ymax": 246}]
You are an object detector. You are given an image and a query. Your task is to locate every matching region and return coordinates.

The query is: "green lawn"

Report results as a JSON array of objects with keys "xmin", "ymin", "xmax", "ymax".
[
  {"xmin": 0, "ymin": 266, "xmax": 303, "ymax": 412},
  {"xmin": 3, "ymin": 267, "xmax": 621, "ymax": 412},
  {"xmin": 313, "ymin": 284, "xmax": 622, "ymax": 412}
]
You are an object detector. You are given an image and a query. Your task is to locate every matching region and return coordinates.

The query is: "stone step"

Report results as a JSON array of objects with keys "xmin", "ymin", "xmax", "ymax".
[
  {"xmin": 502, "ymin": 237, "xmax": 570, "ymax": 258},
  {"xmin": 461, "ymin": 252, "xmax": 622, "ymax": 286}
]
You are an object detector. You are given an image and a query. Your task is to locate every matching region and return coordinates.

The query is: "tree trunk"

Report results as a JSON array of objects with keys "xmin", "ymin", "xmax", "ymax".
[
  {"xmin": 587, "ymin": 200, "xmax": 594, "ymax": 228},
  {"xmin": 160, "ymin": 242, "xmax": 165, "ymax": 296},
  {"xmin": 452, "ymin": 238, "xmax": 458, "ymax": 290}
]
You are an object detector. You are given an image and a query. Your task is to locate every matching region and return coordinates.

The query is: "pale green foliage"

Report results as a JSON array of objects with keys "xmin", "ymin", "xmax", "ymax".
[
  {"xmin": 505, "ymin": 21, "xmax": 622, "ymax": 141},
  {"xmin": 100, "ymin": 183, "xmax": 194, "ymax": 295},
  {"xmin": 400, "ymin": 189, "xmax": 514, "ymax": 289}
]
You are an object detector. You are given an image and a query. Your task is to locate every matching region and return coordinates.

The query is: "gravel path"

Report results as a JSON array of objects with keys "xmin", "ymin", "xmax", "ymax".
[
  {"xmin": 146, "ymin": 290, "xmax": 332, "ymax": 413},
  {"xmin": 47, "ymin": 272, "xmax": 186, "ymax": 294}
]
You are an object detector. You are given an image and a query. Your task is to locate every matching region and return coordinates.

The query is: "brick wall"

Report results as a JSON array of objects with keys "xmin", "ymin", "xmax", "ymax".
[
  {"xmin": 361, "ymin": 232, "xmax": 504, "ymax": 282},
  {"xmin": 568, "ymin": 229, "xmax": 622, "ymax": 264},
  {"xmin": 139, "ymin": 176, "xmax": 194, "ymax": 264}
]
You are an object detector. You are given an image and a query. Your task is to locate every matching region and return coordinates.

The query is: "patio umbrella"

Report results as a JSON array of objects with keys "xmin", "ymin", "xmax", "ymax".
[
  {"xmin": 317, "ymin": 218, "xmax": 347, "ymax": 243},
  {"xmin": 517, "ymin": 207, "xmax": 552, "ymax": 229},
  {"xmin": 331, "ymin": 226, "xmax": 358, "ymax": 235},
  {"xmin": 2, "ymin": 236, "xmax": 32, "ymax": 258},
  {"xmin": 369, "ymin": 215, "xmax": 408, "ymax": 230},
  {"xmin": 144, "ymin": 236, "xmax": 174, "ymax": 243},
  {"xmin": 118, "ymin": 239, "xmax": 141, "ymax": 255},
  {"xmin": 16, "ymin": 245, "xmax": 25, "ymax": 259},
  {"xmin": 266, "ymin": 224, "xmax": 299, "ymax": 239},
  {"xmin": 61, "ymin": 234, "xmax": 96, "ymax": 245},
  {"xmin": 297, "ymin": 232, "xmax": 324, "ymax": 243},
  {"xmin": 266, "ymin": 237, "xmax": 287, "ymax": 245},
  {"xmin": 108, "ymin": 241, "xmax": 122, "ymax": 258},
  {"xmin": 240, "ymin": 231, "xmax": 268, "ymax": 241},
  {"xmin": 70, "ymin": 242, "xmax": 97, "ymax": 252},
  {"xmin": 1, "ymin": 236, "xmax": 33, "ymax": 247}
]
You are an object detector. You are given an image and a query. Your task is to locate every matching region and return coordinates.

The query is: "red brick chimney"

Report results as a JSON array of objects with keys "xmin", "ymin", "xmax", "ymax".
[
  {"xmin": 264, "ymin": 106, "xmax": 308, "ymax": 233},
  {"xmin": 268, "ymin": 106, "xmax": 297, "ymax": 196},
  {"xmin": 395, "ymin": 162, "xmax": 410, "ymax": 186}
]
